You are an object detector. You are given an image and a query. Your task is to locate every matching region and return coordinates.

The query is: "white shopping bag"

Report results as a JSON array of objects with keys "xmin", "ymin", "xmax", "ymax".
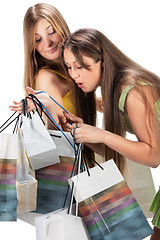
[
  {"xmin": 16, "ymin": 128, "xmax": 37, "ymax": 214},
  {"xmin": 35, "ymin": 208, "xmax": 69, "ymax": 240},
  {"xmin": 47, "ymin": 213, "xmax": 90, "ymax": 240},
  {"xmin": 48, "ymin": 130, "xmax": 75, "ymax": 158},
  {"xmin": 22, "ymin": 112, "xmax": 60, "ymax": 170},
  {"xmin": 35, "ymin": 206, "xmax": 90, "ymax": 240}
]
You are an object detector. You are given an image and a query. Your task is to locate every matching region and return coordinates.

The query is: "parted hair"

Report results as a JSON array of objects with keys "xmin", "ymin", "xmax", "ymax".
[{"xmin": 62, "ymin": 28, "xmax": 160, "ymax": 172}]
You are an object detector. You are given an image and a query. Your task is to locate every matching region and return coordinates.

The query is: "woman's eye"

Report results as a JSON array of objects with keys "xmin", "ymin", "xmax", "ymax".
[
  {"xmin": 77, "ymin": 66, "xmax": 82, "ymax": 69},
  {"xmin": 48, "ymin": 30, "xmax": 56, "ymax": 35},
  {"xmin": 35, "ymin": 38, "xmax": 41, "ymax": 43}
]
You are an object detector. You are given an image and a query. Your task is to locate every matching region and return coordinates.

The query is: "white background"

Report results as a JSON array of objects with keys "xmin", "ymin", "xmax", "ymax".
[{"xmin": 0, "ymin": 0, "xmax": 160, "ymax": 239}]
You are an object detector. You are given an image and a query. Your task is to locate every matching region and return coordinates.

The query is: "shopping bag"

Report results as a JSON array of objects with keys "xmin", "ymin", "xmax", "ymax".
[
  {"xmin": 124, "ymin": 158, "xmax": 156, "ymax": 218},
  {"xmin": 35, "ymin": 200, "xmax": 90, "ymax": 239},
  {"xmin": 22, "ymin": 112, "xmax": 60, "ymax": 170},
  {"xmin": 21, "ymin": 95, "xmax": 75, "ymax": 213},
  {"xmin": 68, "ymin": 159, "xmax": 153, "ymax": 240},
  {"xmin": 35, "ymin": 208, "xmax": 67, "ymax": 240},
  {"xmin": 16, "ymin": 128, "xmax": 37, "ymax": 214},
  {"xmin": 48, "ymin": 130, "xmax": 75, "ymax": 158},
  {"xmin": 0, "ymin": 133, "xmax": 18, "ymax": 221},
  {"xmin": 35, "ymin": 156, "xmax": 74, "ymax": 214},
  {"xmin": 46, "ymin": 144, "xmax": 90, "ymax": 240},
  {"xmin": 28, "ymin": 92, "xmax": 75, "ymax": 158},
  {"xmin": 47, "ymin": 211, "xmax": 90, "ymax": 240}
]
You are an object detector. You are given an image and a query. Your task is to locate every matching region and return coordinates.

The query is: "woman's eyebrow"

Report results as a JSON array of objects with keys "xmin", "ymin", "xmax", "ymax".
[
  {"xmin": 35, "ymin": 25, "xmax": 53, "ymax": 35},
  {"xmin": 65, "ymin": 60, "xmax": 77, "ymax": 64},
  {"xmin": 45, "ymin": 24, "xmax": 52, "ymax": 30},
  {"xmin": 35, "ymin": 24, "xmax": 53, "ymax": 35}
]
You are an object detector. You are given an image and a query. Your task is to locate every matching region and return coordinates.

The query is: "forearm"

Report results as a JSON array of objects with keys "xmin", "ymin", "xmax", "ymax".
[
  {"xmin": 45, "ymin": 103, "xmax": 62, "ymax": 130},
  {"xmin": 103, "ymin": 130, "xmax": 160, "ymax": 168},
  {"xmin": 85, "ymin": 143, "xmax": 105, "ymax": 157}
]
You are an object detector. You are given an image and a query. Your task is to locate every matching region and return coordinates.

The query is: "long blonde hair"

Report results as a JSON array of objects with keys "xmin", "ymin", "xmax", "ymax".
[
  {"xmin": 62, "ymin": 28, "xmax": 160, "ymax": 172},
  {"xmin": 23, "ymin": 3, "xmax": 70, "ymax": 93}
]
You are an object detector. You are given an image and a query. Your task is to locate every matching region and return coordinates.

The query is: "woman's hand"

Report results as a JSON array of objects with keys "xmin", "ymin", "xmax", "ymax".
[
  {"xmin": 26, "ymin": 87, "xmax": 53, "ymax": 109},
  {"xmin": 9, "ymin": 87, "xmax": 39, "ymax": 113},
  {"xmin": 9, "ymin": 95, "xmax": 36, "ymax": 114},
  {"xmin": 9, "ymin": 100, "xmax": 23, "ymax": 113},
  {"xmin": 72, "ymin": 123, "xmax": 103, "ymax": 144},
  {"xmin": 62, "ymin": 111, "xmax": 83, "ymax": 131},
  {"xmin": 9, "ymin": 87, "xmax": 53, "ymax": 113}
]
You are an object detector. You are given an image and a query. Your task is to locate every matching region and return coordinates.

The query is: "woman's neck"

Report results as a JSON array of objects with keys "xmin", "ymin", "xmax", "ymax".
[{"xmin": 51, "ymin": 59, "xmax": 65, "ymax": 75}]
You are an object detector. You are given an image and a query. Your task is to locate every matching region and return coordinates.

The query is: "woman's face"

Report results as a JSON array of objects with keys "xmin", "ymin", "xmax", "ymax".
[
  {"xmin": 64, "ymin": 48, "xmax": 102, "ymax": 93},
  {"xmin": 34, "ymin": 18, "xmax": 62, "ymax": 61}
]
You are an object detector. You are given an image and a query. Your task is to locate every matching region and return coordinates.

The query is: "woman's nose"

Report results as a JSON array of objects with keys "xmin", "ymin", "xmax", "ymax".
[
  {"xmin": 45, "ymin": 39, "xmax": 52, "ymax": 48},
  {"xmin": 71, "ymin": 70, "xmax": 79, "ymax": 80}
]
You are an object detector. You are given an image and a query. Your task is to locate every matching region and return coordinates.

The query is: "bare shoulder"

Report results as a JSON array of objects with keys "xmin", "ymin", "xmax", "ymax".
[
  {"xmin": 37, "ymin": 69, "xmax": 59, "ymax": 83},
  {"xmin": 37, "ymin": 69, "xmax": 63, "ymax": 91},
  {"xmin": 36, "ymin": 69, "xmax": 70, "ymax": 101},
  {"xmin": 125, "ymin": 85, "xmax": 157, "ymax": 112}
]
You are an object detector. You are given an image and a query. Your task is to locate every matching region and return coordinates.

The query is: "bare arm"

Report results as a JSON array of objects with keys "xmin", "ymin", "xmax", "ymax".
[
  {"xmin": 10, "ymin": 69, "xmax": 68, "ymax": 129},
  {"xmin": 36, "ymin": 69, "xmax": 68, "ymax": 129},
  {"xmin": 72, "ymin": 87, "xmax": 160, "ymax": 168},
  {"xmin": 62, "ymin": 111, "xmax": 105, "ymax": 156}
]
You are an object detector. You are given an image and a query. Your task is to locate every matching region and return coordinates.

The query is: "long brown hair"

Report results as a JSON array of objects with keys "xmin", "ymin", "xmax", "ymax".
[
  {"xmin": 23, "ymin": 3, "xmax": 70, "ymax": 93},
  {"xmin": 62, "ymin": 28, "xmax": 160, "ymax": 172}
]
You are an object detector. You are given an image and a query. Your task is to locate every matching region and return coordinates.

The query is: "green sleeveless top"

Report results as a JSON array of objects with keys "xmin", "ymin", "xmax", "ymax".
[{"xmin": 118, "ymin": 84, "xmax": 160, "ymax": 133}]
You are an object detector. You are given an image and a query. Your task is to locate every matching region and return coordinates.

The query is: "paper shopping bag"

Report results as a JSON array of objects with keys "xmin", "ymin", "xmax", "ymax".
[
  {"xmin": 22, "ymin": 112, "xmax": 60, "ymax": 170},
  {"xmin": 47, "ymin": 213, "xmax": 90, "ymax": 240},
  {"xmin": 35, "ymin": 206, "xmax": 90, "ymax": 240},
  {"xmin": 35, "ymin": 156, "xmax": 74, "ymax": 214},
  {"xmin": 16, "ymin": 128, "xmax": 37, "ymax": 214},
  {"xmin": 124, "ymin": 158, "xmax": 156, "ymax": 218},
  {"xmin": 48, "ymin": 130, "xmax": 75, "ymax": 158},
  {"xmin": 16, "ymin": 178, "xmax": 37, "ymax": 214},
  {"xmin": 68, "ymin": 159, "xmax": 153, "ymax": 240},
  {"xmin": 35, "ymin": 208, "xmax": 68, "ymax": 240},
  {"xmin": 0, "ymin": 133, "xmax": 18, "ymax": 221}
]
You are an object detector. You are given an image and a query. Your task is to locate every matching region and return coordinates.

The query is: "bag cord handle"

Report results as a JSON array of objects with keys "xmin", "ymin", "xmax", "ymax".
[
  {"xmin": 27, "ymin": 93, "xmax": 74, "ymax": 149},
  {"xmin": 0, "ymin": 112, "xmax": 21, "ymax": 133}
]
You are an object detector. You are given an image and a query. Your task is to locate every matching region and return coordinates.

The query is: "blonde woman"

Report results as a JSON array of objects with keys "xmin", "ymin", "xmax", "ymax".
[
  {"xmin": 12, "ymin": 3, "xmax": 76, "ymax": 128},
  {"xmin": 11, "ymin": 3, "xmax": 78, "ymax": 215}
]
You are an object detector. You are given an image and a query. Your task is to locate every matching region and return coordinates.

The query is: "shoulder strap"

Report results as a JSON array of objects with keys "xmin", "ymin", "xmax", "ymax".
[
  {"xmin": 118, "ymin": 85, "xmax": 135, "ymax": 112},
  {"xmin": 119, "ymin": 82, "xmax": 149, "ymax": 112}
]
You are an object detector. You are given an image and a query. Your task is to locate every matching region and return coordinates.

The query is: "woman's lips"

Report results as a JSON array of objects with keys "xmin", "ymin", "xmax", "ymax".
[
  {"xmin": 48, "ymin": 46, "xmax": 58, "ymax": 53},
  {"xmin": 77, "ymin": 83, "xmax": 83, "ymax": 88}
]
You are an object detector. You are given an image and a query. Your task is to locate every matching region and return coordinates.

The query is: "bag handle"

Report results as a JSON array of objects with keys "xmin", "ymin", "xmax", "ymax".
[
  {"xmin": 27, "ymin": 93, "xmax": 104, "ymax": 170},
  {"xmin": 36, "ymin": 91, "xmax": 72, "ymax": 125},
  {"xmin": 27, "ymin": 93, "xmax": 75, "ymax": 149},
  {"xmin": 36, "ymin": 91, "xmax": 70, "ymax": 115},
  {"xmin": 36, "ymin": 92, "xmax": 104, "ymax": 169},
  {"xmin": 67, "ymin": 138, "xmax": 83, "ymax": 215},
  {"xmin": 27, "ymin": 94, "xmax": 59, "ymax": 130},
  {"xmin": 0, "ymin": 112, "xmax": 21, "ymax": 133}
]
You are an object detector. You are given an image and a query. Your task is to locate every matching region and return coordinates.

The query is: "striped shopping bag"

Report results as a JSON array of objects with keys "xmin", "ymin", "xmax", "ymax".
[
  {"xmin": 0, "ymin": 133, "xmax": 18, "ymax": 221},
  {"xmin": 35, "ymin": 157, "xmax": 74, "ymax": 214},
  {"xmin": 69, "ymin": 160, "xmax": 153, "ymax": 240}
]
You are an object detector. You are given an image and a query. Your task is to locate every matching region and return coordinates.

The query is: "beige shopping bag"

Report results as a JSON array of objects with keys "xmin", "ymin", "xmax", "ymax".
[{"xmin": 16, "ymin": 129, "xmax": 37, "ymax": 214}]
